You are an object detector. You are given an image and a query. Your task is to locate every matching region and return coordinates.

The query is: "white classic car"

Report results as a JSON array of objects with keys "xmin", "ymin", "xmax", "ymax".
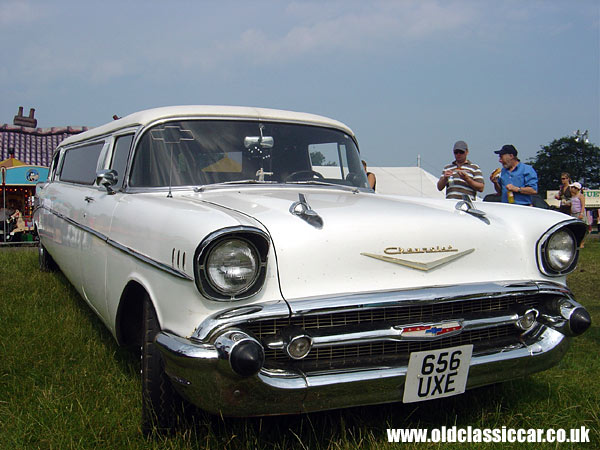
[{"xmin": 35, "ymin": 106, "xmax": 591, "ymax": 433}]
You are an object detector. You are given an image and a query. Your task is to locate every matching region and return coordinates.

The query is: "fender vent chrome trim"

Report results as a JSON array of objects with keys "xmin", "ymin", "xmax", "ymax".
[{"xmin": 172, "ymin": 248, "xmax": 187, "ymax": 271}]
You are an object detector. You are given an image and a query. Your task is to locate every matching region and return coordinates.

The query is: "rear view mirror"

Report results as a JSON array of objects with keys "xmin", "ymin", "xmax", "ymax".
[{"xmin": 244, "ymin": 136, "xmax": 274, "ymax": 149}]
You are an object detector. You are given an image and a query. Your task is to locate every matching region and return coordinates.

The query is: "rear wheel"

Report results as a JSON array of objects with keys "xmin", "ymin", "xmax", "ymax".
[{"xmin": 141, "ymin": 296, "xmax": 184, "ymax": 435}]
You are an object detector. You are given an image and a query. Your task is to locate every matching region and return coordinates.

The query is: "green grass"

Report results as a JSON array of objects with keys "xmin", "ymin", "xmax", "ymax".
[{"xmin": 1, "ymin": 239, "xmax": 599, "ymax": 449}]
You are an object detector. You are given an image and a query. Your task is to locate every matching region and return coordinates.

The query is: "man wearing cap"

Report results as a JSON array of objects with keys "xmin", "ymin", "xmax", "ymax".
[
  {"xmin": 437, "ymin": 140, "xmax": 485, "ymax": 200},
  {"xmin": 490, "ymin": 144, "xmax": 538, "ymax": 205}
]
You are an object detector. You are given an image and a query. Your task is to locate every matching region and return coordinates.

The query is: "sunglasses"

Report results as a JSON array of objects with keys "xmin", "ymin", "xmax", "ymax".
[{"xmin": 453, "ymin": 150, "xmax": 466, "ymax": 154}]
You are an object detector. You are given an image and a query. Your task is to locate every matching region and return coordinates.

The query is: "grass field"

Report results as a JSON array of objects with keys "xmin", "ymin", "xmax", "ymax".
[{"xmin": 1, "ymin": 239, "xmax": 598, "ymax": 449}]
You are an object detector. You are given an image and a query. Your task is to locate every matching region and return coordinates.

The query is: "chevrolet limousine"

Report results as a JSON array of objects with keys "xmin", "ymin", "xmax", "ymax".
[{"xmin": 34, "ymin": 106, "xmax": 591, "ymax": 433}]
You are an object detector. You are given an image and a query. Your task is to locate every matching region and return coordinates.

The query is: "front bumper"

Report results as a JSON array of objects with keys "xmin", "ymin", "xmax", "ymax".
[{"xmin": 155, "ymin": 281, "xmax": 590, "ymax": 416}]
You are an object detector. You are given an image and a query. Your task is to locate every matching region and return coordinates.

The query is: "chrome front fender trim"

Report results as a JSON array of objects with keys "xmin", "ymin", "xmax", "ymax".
[{"xmin": 39, "ymin": 205, "xmax": 193, "ymax": 280}]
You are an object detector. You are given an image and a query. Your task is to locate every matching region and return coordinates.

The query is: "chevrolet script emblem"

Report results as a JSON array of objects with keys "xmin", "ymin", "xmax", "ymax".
[{"xmin": 361, "ymin": 248, "xmax": 474, "ymax": 271}]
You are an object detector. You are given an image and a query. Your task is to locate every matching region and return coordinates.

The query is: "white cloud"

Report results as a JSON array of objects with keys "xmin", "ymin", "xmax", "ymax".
[
  {"xmin": 1, "ymin": 1, "xmax": 592, "ymax": 86},
  {"xmin": 0, "ymin": 0, "xmax": 43, "ymax": 25},
  {"xmin": 203, "ymin": 0, "xmax": 478, "ymax": 67}
]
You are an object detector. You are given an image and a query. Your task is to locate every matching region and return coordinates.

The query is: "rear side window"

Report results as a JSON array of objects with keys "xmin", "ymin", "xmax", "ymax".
[{"xmin": 60, "ymin": 143, "xmax": 104, "ymax": 185}]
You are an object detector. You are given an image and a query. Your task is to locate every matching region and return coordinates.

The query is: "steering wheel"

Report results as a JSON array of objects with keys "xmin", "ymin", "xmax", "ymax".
[
  {"xmin": 345, "ymin": 172, "xmax": 363, "ymax": 187},
  {"xmin": 285, "ymin": 170, "xmax": 324, "ymax": 182}
]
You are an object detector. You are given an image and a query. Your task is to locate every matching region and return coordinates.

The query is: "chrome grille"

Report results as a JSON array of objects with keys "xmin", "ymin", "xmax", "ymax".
[
  {"xmin": 239, "ymin": 294, "xmax": 547, "ymax": 371},
  {"xmin": 264, "ymin": 324, "xmax": 519, "ymax": 365},
  {"xmin": 244, "ymin": 294, "xmax": 544, "ymax": 338}
]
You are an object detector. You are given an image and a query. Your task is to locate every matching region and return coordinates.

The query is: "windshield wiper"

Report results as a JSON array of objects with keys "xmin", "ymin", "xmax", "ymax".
[
  {"xmin": 286, "ymin": 180, "xmax": 360, "ymax": 193},
  {"xmin": 194, "ymin": 179, "xmax": 276, "ymax": 192}
]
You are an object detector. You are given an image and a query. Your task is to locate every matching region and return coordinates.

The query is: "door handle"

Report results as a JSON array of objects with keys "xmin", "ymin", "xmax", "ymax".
[{"xmin": 84, "ymin": 196, "xmax": 95, "ymax": 203}]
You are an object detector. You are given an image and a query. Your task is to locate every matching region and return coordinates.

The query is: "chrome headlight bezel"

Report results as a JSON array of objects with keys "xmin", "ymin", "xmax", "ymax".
[
  {"xmin": 537, "ymin": 220, "xmax": 586, "ymax": 276},
  {"xmin": 195, "ymin": 227, "xmax": 270, "ymax": 301}
]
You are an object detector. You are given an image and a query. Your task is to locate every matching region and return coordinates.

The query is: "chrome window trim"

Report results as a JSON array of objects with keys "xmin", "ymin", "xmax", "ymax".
[
  {"xmin": 124, "ymin": 183, "xmax": 371, "ymax": 195},
  {"xmin": 54, "ymin": 127, "xmax": 139, "ymax": 185},
  {"xmin": 40, "ymin": 205, "xmax": 192, "ymax": 281},
  {"xmin": 123, "ymin": 116, "xmax": 361, "ymax": 193}
]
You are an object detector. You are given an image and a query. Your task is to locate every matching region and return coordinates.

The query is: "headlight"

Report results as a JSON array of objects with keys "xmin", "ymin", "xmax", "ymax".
[
  {"xmin": 206, "ymin": 239, "xmax": 259, "ymax": 295},
  {"xmin": 537, "ymin": 222, "xmax": 584, "ymax": 276},
  {"xmin": 545, "ymin": 229, "xmax": 576, "ymax": 271},
  {"xmin": 195, "ymin": 227, "xmax": 270, "ymax": 301}
]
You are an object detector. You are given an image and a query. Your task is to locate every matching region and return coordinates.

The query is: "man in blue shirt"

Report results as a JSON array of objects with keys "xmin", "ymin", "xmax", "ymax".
[{"xmin": 490, "ymin": 144, "xmax": 538, "ymax": 205}]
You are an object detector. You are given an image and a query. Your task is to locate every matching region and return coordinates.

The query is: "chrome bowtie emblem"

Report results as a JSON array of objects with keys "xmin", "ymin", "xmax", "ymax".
[
  {"xmin": 361, "ymin": 248, "xmax": 475, "ymax": 271},
  {"xmin": 398, "ymin": 322, "xmax": 463, "ymax": 340}
]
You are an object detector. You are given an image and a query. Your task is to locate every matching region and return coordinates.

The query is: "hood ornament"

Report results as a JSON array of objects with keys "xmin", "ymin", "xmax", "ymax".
[
  {"xmin": 361, "ymin": 248, "xmax": 475, "ymax": 271},
  {"xmin": 455, "ymin": 195, "xmax": 490, "ymax": 225},
  {"xmin": 289, "ymin": 193, "xmax": 323, "ymax": 229}
]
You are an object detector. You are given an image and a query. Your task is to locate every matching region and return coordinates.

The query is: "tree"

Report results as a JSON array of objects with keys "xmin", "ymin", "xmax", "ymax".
[
  {"xmin": 310, "ymin": 151, "xmax": 326, "ymax": 166},
  {"xmin": 528, "ymin": 135, "xmax": 600, "ymax": 194},
  {"xmin": 310, "ymin": 151, "xmax": 338, "ymax": 166}
]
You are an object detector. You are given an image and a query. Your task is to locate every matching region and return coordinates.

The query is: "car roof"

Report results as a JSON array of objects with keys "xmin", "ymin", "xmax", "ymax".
[{"xmin": 59, "ymin": 105, "xmax": 355, "ymax": 147}]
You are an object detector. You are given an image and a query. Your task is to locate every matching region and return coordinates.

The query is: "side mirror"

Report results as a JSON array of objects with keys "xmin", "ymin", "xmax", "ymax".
[{"xmin": 96, "ymin": 169, "xmax": 118, "ymax": 194}]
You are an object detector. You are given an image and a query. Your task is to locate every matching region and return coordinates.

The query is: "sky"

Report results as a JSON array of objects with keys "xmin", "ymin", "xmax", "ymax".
[{"xmin": 1, "ymin": 0, "xmax": 598, "ymax": 194}]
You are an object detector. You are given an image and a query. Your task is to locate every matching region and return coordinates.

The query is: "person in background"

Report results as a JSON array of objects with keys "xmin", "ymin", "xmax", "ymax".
[
  {"xmin": 554, "ymin": 172, "xmax": 572, "ymax": 214},
  {"xmin": 362, "ymin": 160, "xmax": 377, "ymax": 191},
  {"xmin": 490, "ymin": 144, "xmax": 538, "ymax": 205},
  {"xmin": 592, "ymin": 209, "xmax": 599, "ymax": 234},
  {"xmin": 569, "ymin": 182, "xmax": 585, "ymax": 220},
  {"xmin": 437, "ymin": 140, "xmax": 484, "ymax": 200},
  {"xmin": 0, "ymin": 201, "xmax": 15, "ymax": 241},
  {"xmin": 569, "ymin": 182, "xmax": 586, "ymax": 248}
]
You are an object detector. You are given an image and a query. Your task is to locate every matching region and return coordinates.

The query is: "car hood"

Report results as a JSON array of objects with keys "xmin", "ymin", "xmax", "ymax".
[{"xmin": 184, "ymin": 187, "xmax": 568, "ymax": 301}]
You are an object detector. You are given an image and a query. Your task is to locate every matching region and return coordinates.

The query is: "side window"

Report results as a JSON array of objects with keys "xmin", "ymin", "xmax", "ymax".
[
  {"xmin": 49, "ymin": 150, "xmax": 61, "ymax": 181},
  {"xmin": 59, "ymin": 143, "xmax": 104, "ymax": 185},
  {"xmin": 96, "ymin": 141, "xmax": 112, "ymax": 171},
  {"xmin": 110, "ymin": 134, "xmax": 134, "ymax": 187},
  {"xmin": 308, "ymin": 142, "xmax": 348, "ymax": 179}
]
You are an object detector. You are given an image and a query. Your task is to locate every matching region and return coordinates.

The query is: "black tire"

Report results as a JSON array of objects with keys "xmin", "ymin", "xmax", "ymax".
[
  {"xmin": 141, "ymin": 296, "xmax": 184, "ymax": 435},
  {"xmin": 39, "ymin": 242, "xmax": 57, "ymax": 272}
]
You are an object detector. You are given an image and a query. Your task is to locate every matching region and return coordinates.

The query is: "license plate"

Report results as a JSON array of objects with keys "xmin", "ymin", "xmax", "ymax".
[{"xmin": 403, "ymin": 344, "xmax": 473, "ymax": 403}]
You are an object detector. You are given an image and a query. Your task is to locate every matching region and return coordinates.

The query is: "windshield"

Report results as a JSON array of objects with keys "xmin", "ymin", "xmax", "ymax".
[{"xmin": 129, "ymin": 120, "xmax": 368, "ymax": 189}]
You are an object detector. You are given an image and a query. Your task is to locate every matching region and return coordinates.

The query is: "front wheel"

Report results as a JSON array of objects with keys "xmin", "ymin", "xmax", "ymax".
[
  {"xmin": 141, "ymin": 296, "xmax": 185, "ymax": 435},
  {"xmin": 39, "ymin": 242, "xmax": 57, "ymax": 272}
]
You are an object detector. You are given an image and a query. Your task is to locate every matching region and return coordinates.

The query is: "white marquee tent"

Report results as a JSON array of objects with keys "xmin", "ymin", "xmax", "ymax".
[
  {"xmin": 316, "ymin": 165, "xmax": 444, "ymax": 198},
  {"xmin": 367, "ymin": 166, "xmax": 444, "ymax": 198}
]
